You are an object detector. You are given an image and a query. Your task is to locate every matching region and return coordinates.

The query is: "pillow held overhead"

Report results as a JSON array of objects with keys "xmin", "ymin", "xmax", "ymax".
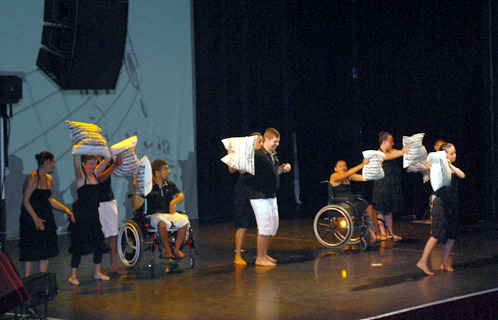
[
  {"xmin": 220, "ymin": 135, "xmax": 258, "ymax": 175},
  {"xmin": 362, "ymin": 150, "xmax": 385, "ymax": 181},
  {"xmin": 66, "ymin": 120, "xmax": 110, "ymax": 158},
  {"xmin": 110, "ymin": 135, "xmax": 139, "ymax": 176}
]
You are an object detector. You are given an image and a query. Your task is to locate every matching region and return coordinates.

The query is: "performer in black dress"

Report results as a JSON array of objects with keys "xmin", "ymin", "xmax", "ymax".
[
  {"xmin": 19, "ymin": 151, "xmax": 74, "ymax": 277},
  {"xmin": 68, "ymin": 154, "xmax": 110, "ymax": 285},
  {"xmin": 416, "ymin": 143, "xmax": 465, "ymax": 275},
  {"xmin": 228, "ymin": 132, "xmax": 263, "ymax": 266},
  {"xmin": 372, "ymin": 132, "xmax": 409, "ymax": 240}
]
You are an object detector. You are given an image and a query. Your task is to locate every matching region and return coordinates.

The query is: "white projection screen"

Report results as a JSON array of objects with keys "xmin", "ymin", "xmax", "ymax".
[{"xmin": 0, "ymin": 1, "xmax": 197, "ymax": 239}]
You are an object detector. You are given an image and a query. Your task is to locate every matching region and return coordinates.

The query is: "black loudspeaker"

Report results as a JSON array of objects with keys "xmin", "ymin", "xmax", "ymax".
[
  {"xmin": 0, "ymin": 76, "xmax": 23, "ymax": 104},
  {"xmin": 36, "ymin": 0, "xmax": 129, "ymax": 90}
]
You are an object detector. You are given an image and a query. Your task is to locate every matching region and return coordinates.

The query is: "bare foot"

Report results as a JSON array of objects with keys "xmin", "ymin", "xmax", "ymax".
[
  {"xmin": 265, "ymin": 255, "xmax": 277, "ymax": 264},
  {"xmin": 255, "ymin": 259, "xmax": 276, "ymax": 267},
  {"xmin": 441, "ymin": 264, "xmax": 454, "ymax": 272},
  {"xmin": 416, "ymin": 261, "xmax": 435, "ymax": 276},
  {"xmin": 391, "ymin": 234, "xmax": 402, "ymax": 240},
  {"xmin": 174, "ymin": 250, "xmax": 185, "ymax": 258},
  {"xmin": 234, "ymin": 257, "xmax": 247, "ymax": 266},
  {"xmin": 99, "ymin": 267, "xmax": 109, "ymax": 276},
  {"xmin": 379, "ymin": 235, "xmax": 388, "ymax": 241},
  {"xmin": 110, "ymin": 266, "xmax": 126, "ymax": 275}
]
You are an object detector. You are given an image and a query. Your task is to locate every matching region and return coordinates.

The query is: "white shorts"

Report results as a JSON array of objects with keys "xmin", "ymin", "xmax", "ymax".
[
  {"xmin": 98, "ymin": 199, "xmax": 119, "ymax": 238},
  {"xmin": 250, "ymin": 198, "xmax": 279, "ymax": 236},
  {"xmin": 149, "ymin": 212, "xmax": 190, "ymax": 232}
]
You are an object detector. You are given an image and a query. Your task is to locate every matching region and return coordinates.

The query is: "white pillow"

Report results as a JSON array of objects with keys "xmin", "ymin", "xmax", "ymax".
[
  {"xmin": 362, "ymin": 150, "xmax": 385, "ymax": 181},
  {"xmin": 135, "ymin": 156, "xmax": 153, "ymax": 197},
  {"xmin": 403, "ymin": 133, "xmax": 426, "ymax": 168},
  {"xmin": 110, "ymin": 135, "xmax": 139, "ymax": 176},
  {"xmin": 220, "ymin": 135, "xmax": 258, "ymax": 175},
  {"xmin": 66, "ymin": 120, "xmax": 110, "ymax": 158},
  {"xmin": 427, "ymin": 151, "xmax": 451, "ymax": 192}
]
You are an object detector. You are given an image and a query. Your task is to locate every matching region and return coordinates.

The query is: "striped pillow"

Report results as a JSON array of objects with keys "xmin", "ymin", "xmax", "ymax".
[
  {"xmin": 403, "ymin": 133, "xmax": 426, "ymax": 168},
  {"xmin": 66, "ymin": 120, "xmax": 110, "ymax": 157},
  {"xmin": 362, "ymin": 150, "xmax": 385, "ymax": 181},
  {"xmin": 220, "ymin": 135, "xmax": 258, "ymax": 175},
  {"xmin": 110, "ymin": 135, "xmax": 139, "ymax": 176},
  {"xmin": 135, "ymin": 156, "xmax": 153, "ymax": 197}
]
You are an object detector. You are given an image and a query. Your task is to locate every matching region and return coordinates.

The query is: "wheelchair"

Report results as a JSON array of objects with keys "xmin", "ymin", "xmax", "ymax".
[
  {"xmin": 117, "ymin": 209, "xmax": 196, "ymax": 269},
  {"xmin": 313, "ymin": 181, "xmax": 375, "ymax": 251}
]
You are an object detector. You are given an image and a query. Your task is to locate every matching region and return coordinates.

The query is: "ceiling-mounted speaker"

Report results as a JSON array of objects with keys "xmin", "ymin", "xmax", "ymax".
[{"xmin": 36, "ymin": 0, "xmax": 129, "ymax": 90}]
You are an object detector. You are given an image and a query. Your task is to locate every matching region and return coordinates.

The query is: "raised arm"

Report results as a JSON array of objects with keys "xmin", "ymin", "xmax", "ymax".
[
  {"xmin": 383, "ymin": 145, "xmax": 409, "ymax": 161},
  {"xmin": 98, "ymin": 156, "xmax": 122, "ymax": 182},
  {"xmin": 95, "ymin": 156, "xmax": 111, "ymax": 176},
  {"xmin": 73, "ymin": 155, "xmax": 83, "ymax": 181},
  {"xmin": 329, "ymin": 159, "xmax": 368, "ymax": 185},
  {"xmin": 131, "ymin": 177, "xmax": 145, "ymax": 210}
]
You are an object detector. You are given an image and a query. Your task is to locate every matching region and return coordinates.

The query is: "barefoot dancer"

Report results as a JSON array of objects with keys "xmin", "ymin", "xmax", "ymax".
[
  {"xmin": 372, "ymin": 132, "xmax": 409, "ymax": 240},
  {"xmin": 416, "ymin": 143, "xmax": 465, "ymax": 275},
  {"xmin": 248, "ymin": 128, "xmax": 291, "ymax": 267},
  {"xmin": 229, "ymin": 133, "xmax": 264, "ymax": 266}
]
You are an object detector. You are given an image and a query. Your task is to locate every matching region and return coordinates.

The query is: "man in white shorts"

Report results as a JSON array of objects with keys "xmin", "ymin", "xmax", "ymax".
[
  {"xmin": 248, "ymin": 128, "xmax": 291, "ymax": 267},
  {"xmin": 98, "ymin": 155, "xmax": 125, "ymax": 274},
  {"xmin": 132, "ymin": 159, "xmax": 189, "ymax": 259}
]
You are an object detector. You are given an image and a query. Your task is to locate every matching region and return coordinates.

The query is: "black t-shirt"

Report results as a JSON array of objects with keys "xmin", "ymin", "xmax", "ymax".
[{"xmin": 144, "ymin": 180, "xmax": 181, "ymax": 214}]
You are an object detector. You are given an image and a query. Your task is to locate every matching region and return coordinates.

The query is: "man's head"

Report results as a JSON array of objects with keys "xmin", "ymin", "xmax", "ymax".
[
  {"xmin": 151, "ymin": 159, "xmax": 170, "ymax": 181},
  {"xmin": 263, "ymin": 128, "xmax": 280, "ymax": 152}
]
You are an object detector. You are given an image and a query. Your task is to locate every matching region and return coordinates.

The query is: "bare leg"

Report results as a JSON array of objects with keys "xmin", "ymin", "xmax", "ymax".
[
  {"xmin": 94, "ymin": 263, "xmax": 110, "ymax": 280},
  {"xmin": 39, "ymin": 260, "xmax": 49, "ymax": 273},
  {"xmin": 416, "ymin": 236, "xmax": 438, "ymax": 275},
  {"xmin": 385, "ymin": 213, "xmax": 402, "ymax": 240},
  {"xmin": 367, "ymin": 206, "xmax": 385, "ymax": 240},
  {"xmin": 108, "ymin": 235, "xmax": 125, "ymax": 274},
  {"xmin": 70, "ymin": 267, "xmax": 79, "ymax": 284},
  {"xmin": 441, "ymin": 239, "xmax": 455, "ymax": 271},
  {"xmin": 25, "ymin": 262, "xmax": 33, "ymax": 277},
  {"xmin": 256, "ymin": 234, "xmax": 274, "ymax": 266},
  {"xmin": 265, "ymin": 237, "xmax": 276, "ymax": 263},
  {"xmin": 377, "ymin": 216, "xmax": 387, "ymax": 239},
  {"xmin": 157, "ymin": 221, "xmax": 175, "ymax": 258},
  {"xmin": 234, "ymin": 228, "xmax": 247, "ymax": 266},
  {"xmin": 173, "ymin": 225, "xmax": 187, "ymax": 258}
]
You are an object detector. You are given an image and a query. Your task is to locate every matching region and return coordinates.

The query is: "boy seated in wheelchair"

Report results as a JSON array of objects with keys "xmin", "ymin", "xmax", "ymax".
[
  {"xmin": 329, "ymin": 159, "xmax": 386, "ymax": 242},
  {"xmin": 132, "ymin": 159, "xmax": 189, "ymax": 259}
]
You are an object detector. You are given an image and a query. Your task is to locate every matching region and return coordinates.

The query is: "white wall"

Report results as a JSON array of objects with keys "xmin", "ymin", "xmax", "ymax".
[{"xmin": 0, "ymin": 0, "xmax": 197, "ymax": 239}]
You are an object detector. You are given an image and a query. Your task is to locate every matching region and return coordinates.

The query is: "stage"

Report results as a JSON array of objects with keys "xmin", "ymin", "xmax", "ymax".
[{"xmin": 2, "ymin": 218, "xmax": 497, "ymax": 320}]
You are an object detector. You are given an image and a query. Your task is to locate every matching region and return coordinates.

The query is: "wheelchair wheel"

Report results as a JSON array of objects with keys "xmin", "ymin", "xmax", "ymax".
[
  {"xmin": 313, "ymin": 204, "xmax": 353, "ymax": 249},
  {"xmin": 118, "ymin": 220, "xmax": 144, "ymax": 267}
]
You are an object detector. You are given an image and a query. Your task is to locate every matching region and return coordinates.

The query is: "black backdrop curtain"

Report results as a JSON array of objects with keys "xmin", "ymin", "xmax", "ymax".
[{"xmin": 194, "ymin": 1, "xmax": 494, "ymax": 224}]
